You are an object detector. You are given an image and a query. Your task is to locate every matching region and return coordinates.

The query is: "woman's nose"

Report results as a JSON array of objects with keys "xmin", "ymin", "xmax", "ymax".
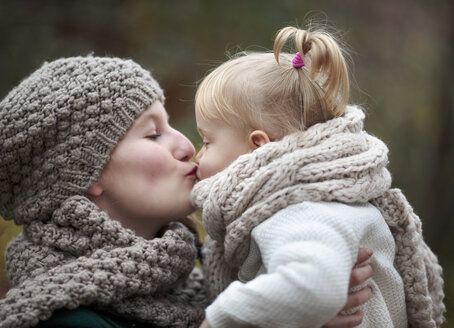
[{"xmin": 172, "ymin": 129, "xmax": 195, "ymax": 161}]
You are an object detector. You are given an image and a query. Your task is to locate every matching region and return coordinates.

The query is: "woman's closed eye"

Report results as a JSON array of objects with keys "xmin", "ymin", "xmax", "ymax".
[{"xmin": 146, "ymin": 133, "xmax": 162, "ymax": 140}]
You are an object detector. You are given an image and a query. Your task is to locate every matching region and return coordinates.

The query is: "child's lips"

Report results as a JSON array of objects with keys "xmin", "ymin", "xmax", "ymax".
[
  {"xmin": 186, "ymin": 166, "xmax": 198, "ymax": 177},
  {"xmin": 195, "ymin": 169, "xmax": 202, "ymax": 181}
]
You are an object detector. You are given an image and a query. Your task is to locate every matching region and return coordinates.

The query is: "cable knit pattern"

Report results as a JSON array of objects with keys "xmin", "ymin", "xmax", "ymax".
[
  {"xmin": 1, "ymin": 196, "xmax": 207, "ymax": 328},
  {"xmin": 191, "ymin": 105, "xmax": 445, "ymax": 327}
]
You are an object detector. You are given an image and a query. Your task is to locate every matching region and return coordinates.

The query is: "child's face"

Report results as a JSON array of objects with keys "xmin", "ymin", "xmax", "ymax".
[{"xmin": 195, "ymin": 110, "xmax": 251, "ymax": 180}]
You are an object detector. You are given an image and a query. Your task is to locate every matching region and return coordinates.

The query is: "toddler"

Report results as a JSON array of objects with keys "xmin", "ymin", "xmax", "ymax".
[{"xmin": 191, "ymin": 26, "xmax": 445, "ymax": 328}]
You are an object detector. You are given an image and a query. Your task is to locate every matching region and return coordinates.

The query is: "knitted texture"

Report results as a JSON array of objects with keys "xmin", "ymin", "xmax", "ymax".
[
  {"xmin": 0, "ymin": 56, "xmax": 164, "ymax": 225},
  {"xmin": 204, "ymin": 201, "xmax": 407, "ymax": 328},
  {"xmin": 0, "ymin": 56, "xmax": 209, "ymax": 327},
  {"xmin": 191, "ymin": 105, "xmax": 445, "ymax": 328},
  {"xmin": 1, "ymin": 196, "xmax": 207, "ymax": 328}
]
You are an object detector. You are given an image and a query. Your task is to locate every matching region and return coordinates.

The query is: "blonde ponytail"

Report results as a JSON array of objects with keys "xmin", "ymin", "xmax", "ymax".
[
  {"xmin": 274, "ymin": 26, "xmax": 350, "ymax": 126},
  {"xmin": 196, "ymin": 25, "xmax": 352, "ymax": 140}
]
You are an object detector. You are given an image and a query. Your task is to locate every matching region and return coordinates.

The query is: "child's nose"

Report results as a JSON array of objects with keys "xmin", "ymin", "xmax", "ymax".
[{"xmin": 194, "ymin": 148, "xmax": 203, "ymax": 164}]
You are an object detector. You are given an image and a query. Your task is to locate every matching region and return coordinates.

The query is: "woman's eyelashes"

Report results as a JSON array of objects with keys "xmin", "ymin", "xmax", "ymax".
[{"xmin": 146, "ymin": 133, "xmax": 162, "ymax": 140}]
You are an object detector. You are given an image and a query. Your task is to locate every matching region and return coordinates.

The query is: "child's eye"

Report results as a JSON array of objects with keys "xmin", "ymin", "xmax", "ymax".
[
  {"xmin": 146, "ymin": 133, "xmax": 162, "ymax": 140},
  {"xmin": 198, "ymin": 140, "xmax": 210, "ymax": 149}
]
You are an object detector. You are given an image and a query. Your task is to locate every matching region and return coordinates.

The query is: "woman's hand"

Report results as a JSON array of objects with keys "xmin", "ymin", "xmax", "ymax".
[
  {"xmin": 322, "ymin": 248, "xmax": 374, "ymax": 328},
  {"xmin": 199, "ymin": 248, "xmax": 373, "ymax": 328},
  {"xmin": 199, "ymin": 318, "xmax": 211, "ymax": 328}
]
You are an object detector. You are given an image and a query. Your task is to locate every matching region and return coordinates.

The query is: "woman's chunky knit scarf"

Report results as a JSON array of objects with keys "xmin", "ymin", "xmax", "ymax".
[
  {"xmin": 0, "ymin": 196, "xmax": 208, "ymax": 328},
  {"xmin": 191, "ymin": 106, "xmax": 445, "ymax": 328}
]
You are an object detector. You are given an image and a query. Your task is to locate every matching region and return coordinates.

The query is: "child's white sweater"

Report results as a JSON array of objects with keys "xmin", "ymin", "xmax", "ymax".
[{"xmin": 205, "ymin": 201, "xmax": 407, "ymax": 328}]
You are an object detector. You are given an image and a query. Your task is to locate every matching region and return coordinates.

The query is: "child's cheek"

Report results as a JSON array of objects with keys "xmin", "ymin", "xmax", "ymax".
[{"xmin": 198, "ymin": 156, "xmax": 220, "ymax": 180}]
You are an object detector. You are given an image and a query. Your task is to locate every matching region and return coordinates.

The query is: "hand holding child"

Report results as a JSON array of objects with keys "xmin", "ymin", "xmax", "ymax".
[
  {"xmin": 199, "ymin": 248, "xmax": 373, "ymax": 328},
  {"xmin": 322, "ymin": 248, "xmax": 373, "ymax": 328}
]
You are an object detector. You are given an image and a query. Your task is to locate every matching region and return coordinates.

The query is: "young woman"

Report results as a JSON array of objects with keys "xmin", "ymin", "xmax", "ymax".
[{"xmin": 0, "ymin": 56, "xmax": 373, "ymax": 328}]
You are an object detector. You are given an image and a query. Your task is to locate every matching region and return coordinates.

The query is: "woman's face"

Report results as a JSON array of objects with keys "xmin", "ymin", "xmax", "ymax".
[{"xmin": 89, "ymin": 101, "xmax": 197, "ymax": 238}]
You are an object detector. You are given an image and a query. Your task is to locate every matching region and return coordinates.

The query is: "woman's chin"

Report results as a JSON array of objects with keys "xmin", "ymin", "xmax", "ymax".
[{"xmin": 180, "ymin": 203, "xmax": 196, "ymax": 218}]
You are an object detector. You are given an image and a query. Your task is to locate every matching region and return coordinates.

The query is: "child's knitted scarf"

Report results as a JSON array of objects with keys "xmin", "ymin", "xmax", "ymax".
[
  {"xmin": 191, "ymin": 106, "xmax": 445, "ymax": 328},
  {"xmin": 0, "ymin": 196, "xmax": 208, "ymax": 328}
]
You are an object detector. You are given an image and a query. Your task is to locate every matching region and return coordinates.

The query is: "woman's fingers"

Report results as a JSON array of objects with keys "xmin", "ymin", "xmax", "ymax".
[
  {"xmin": 322, "ymin": 310, "xmax": 363, "ymax": 328},
  {"xmin": 349, "ymin": 264, "xmax": 373, "ymax": 288},
  {"xmin": 343, "ymin": 287, "xmax": 372, "ymax": 310},
  {"xmin": 322, "ymin": 248, "xmax": 373, "ymax": 328},
  {"xmin": 355, "ymin": 248, "xmax": 373, "ymax": 265},
  {"xmin": 322, "ymin": 290, "xmax": 370, "ymax": 328}
]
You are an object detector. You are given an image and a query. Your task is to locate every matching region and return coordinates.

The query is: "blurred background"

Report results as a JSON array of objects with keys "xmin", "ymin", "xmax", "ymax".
[{"xmin": 0, "ymin": 0, "xmax": 452, "ymax": 325}]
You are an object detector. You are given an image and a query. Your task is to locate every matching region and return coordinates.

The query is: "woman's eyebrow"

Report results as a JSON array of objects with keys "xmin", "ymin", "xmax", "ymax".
[
  {"xmin": 134, "ymin": 114, "xmax": 158, "ymax": 131},
  {"xmin": 135, "ymin": 110, "xmax": 169, "ymax": 131}
]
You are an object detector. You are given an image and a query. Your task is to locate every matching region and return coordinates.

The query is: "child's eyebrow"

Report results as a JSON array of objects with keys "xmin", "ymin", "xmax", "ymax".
[{"xmin": 197, "ymin": 128, "xmax": 208, "ymax": 137}]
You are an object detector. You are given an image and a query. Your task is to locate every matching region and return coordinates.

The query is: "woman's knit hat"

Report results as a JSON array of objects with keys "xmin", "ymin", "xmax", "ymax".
[{"xmin": 0, "ymin": 56, "xmax": 164, "ymax": 225}]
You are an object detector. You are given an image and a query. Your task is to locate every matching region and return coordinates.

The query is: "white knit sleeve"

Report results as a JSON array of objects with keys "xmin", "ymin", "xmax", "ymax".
[{"xmin": 205, "ymin": 201, "xmax": 361, "ymax": 328}]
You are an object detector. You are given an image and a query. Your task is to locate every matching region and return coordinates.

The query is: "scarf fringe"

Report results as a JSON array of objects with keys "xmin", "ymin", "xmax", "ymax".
[{"xmin": 372, "ymin": 189, "xmax": 445, "ymax": 327}]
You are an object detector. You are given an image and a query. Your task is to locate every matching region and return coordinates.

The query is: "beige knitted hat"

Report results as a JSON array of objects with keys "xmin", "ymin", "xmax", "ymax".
[{"xmin": 0, "ymin": 56, "xmax": 164, "ymax": 225}]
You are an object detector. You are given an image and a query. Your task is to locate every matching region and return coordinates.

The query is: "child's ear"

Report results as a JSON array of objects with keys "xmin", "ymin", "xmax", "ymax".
[
  {"xmin": 248, "ymin": 130, "xmax": 271, "ymax": 150},
  {"xmin": 87, "ymin": 182, "xmax": 104, "ymax": 197}
]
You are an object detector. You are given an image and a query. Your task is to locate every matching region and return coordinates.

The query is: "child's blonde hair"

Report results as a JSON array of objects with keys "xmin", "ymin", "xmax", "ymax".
[{"xmin": 195, "ymin": 26, "xmax": 350, "ymax": 140}]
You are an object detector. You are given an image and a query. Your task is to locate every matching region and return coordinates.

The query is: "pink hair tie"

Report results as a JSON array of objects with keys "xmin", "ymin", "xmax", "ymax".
[{"xmin": 292, "ymin": 52, "xmax": 305, "ymax": 68}]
